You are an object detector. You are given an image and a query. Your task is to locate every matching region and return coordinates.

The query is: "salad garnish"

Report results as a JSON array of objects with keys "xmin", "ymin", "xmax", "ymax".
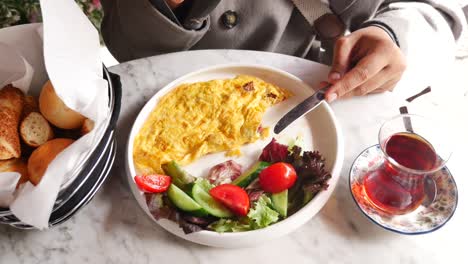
[{"xmin": 138, "ymin": 138, "xmax": 331, "ymax": 234}]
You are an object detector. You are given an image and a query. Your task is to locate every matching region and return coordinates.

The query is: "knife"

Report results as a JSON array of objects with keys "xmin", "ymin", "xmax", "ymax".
[{"xmin": 274, "ymin": 84, "xmax": 330, "ymax": 134}]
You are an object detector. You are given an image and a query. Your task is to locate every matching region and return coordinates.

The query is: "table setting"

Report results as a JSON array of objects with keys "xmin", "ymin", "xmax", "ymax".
[
  {"xmin": 0, "ymin": 47, "xmax": 466, "ymax": 263},
  {"xmin": 1, "ymin": 0, "xmax": 468, "ymax": 263}
]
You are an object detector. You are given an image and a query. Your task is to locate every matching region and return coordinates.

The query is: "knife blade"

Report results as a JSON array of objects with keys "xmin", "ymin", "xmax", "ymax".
[{"xmin": 274, "ymin": 85, "xmax": 330, "ymax": 134}]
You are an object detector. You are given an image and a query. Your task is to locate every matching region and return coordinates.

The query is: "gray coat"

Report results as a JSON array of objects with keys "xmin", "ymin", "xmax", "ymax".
[{"xmin": 101, "ymin": 0, "xmax": 466, "ymax": 63}]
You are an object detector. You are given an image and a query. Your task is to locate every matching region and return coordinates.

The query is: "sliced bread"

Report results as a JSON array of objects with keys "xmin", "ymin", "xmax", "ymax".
[{"xmin": 20, "ymin": 112, "xmax": 54, "ymax": 147}]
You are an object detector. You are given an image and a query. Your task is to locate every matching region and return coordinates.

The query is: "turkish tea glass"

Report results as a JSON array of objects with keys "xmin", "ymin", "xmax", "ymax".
[{"xmin": 362, "ymin": 114, "xmax": 452, "ymax": 215}]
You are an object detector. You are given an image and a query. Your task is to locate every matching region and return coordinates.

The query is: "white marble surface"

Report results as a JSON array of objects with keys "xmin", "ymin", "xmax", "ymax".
[{"xmin": 1, "ymin": 50, "xmax": 467, "ymax": 263}]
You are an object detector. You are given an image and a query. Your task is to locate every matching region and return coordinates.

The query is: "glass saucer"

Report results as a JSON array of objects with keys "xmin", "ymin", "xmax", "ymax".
[{"xmin": 349, "ymin": 145, "xmax": 458, "ymax": 235}]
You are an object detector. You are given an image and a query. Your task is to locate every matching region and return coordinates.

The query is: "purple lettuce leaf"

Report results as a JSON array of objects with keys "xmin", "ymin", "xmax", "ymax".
[
  {"xmin": 179, "ymin": 220, "xmax": 204, "ymax": 234},
  {"xmin": 259, "ymin": 138, "xmax": 289, "ymax": 163},
  {"xmin": 286, "ymin": 146, "xmax": 332, "ymax": 214},
  {"xmin": 145, "ymin": 193, "xmax": 176, "ymax": 220},
  {"xmin": 247, "ymin": 189, "xmax": 265, "ymax": 204},
  {"xmin": 208, "ymin": 160, "xmax": 243, "ymax": 185}
]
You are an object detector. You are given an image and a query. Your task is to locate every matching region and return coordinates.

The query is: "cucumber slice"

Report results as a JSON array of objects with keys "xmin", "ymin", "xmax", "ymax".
[
  {"xmin": 232, "ymin": 161, "xmax": 270, "ymax": 187},
  {"xmin": 162, "ymin": 161, "xmax": 195, "ymax": 192},
  {"xmin": 191, "ymin": 183, "xmax": 233, "ymax": 218},
  {"xmin": 271, "ymin": 190, "xmax": 288, "ymax": 217},
  {"xmin": 303, "ymin": 190, "xmax": 315, "ymax": 206},
  {"xmin": 167, "ymin": 184, "xmax": 204, "ymax": 214}
]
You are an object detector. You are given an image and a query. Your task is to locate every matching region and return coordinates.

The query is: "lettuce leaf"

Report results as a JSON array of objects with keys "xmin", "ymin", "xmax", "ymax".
[
  {"xmin": 247, "ymin": 195, "xmax": 279, "ymax": 229},
  {"xmin": 259, "ymin": 138, "xmax": 289, "ymax": 163},
  {"xmin": 207, "ymin": 160, "xmax": 243, "ymax": 185},
  {"xmin": 195, "ymin": 178, "xmax": 214, "ymax": 192},
  {"xmin": 209, "ymin": 219, "xmax": 252, "ymax": 233},
  {"xmin": 208, "ymin": 195, "xmax": 280, "ymax": 233}
]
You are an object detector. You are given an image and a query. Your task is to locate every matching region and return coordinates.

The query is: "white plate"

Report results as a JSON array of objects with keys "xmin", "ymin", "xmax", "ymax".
[{"xmin": 126, "ymin": 64, "xmax": 344, "ymax": 248}]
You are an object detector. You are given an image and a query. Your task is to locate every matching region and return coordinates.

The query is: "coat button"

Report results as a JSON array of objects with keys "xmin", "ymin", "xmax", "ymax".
[{"xmin": 221, "ymin": 10, "xmax": 238, "ymax": 29}]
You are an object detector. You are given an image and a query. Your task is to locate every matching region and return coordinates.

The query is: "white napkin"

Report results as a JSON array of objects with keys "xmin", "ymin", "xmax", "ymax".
[{"xmin": 0, "ymin": 0, "xmax": 110, "ymax": 229}]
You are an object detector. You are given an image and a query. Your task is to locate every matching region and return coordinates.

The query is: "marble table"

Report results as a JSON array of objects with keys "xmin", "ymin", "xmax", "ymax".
[{"xmin": 1, "ymin": 50, "xmax": 467, "ymax": 264}]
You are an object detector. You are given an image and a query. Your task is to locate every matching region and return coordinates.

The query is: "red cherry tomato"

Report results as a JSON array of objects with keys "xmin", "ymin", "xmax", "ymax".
[
  {"xmin": 259, "ymin": 162, "xmax": 297, "ymax": 193},
  {"xmin": 209, "ymin": 184, "xmax": 250, "ymax": 216},
  {"xmin": 134, "ymin": 174, "xmax": 171, "ymax": 193}
]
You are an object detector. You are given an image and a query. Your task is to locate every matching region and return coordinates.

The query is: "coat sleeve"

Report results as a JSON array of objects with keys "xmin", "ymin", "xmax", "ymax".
[
  {"xmin": 361, "ymin": 1, "xmax": 467, "ymax": 97},
  {"xmin": 100, "ymin": 0, "xmax": 211, "ymax": 62}
]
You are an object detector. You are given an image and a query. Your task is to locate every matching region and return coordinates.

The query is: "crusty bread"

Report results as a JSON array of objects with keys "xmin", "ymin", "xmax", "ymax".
[
  {"xmin": 27, "ymin": 138, "xmax": 74, "ymax": 185},
  {"xmin": 22, "ymin": 95, "xmax": 39, "ymax": 118},
  {"xmin": 0, "ymin": 85, "xmax": 24, "ymax": 160},
  {"xmin": 39, "ymin": 80, "xmax": 85, "ymax": 129},
  {"xmin": 20, "ymin": 112, "xmax": 54, "ymax": 147},
  {"xmin": 80, "ymin": 118, "xmax": 94, "ymax": 135},
  {"xmin": 0, "ymin": 85, "xmax": 24, "ymax": 116},
  {"xmin": 0, "ymin": 158, "xmax": 29, "ymax": 188},
  {"xmin": 0, "ymin": 108, "xmax": 21, "ymax": 159}
]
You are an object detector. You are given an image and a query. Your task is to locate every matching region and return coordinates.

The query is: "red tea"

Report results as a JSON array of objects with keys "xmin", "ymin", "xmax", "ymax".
[{"xmin": 363, "ymin": 132, "xmax": 437, "ymax": 214}]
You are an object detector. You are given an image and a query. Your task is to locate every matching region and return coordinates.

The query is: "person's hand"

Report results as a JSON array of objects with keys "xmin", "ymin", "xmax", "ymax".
[
  {"xmin": 165, "ymin": 0, "xmax": 184, "ymax": 9},
  {"xmin": 325, "ymin": 26, "xmax": 406, "ymax": 102}
]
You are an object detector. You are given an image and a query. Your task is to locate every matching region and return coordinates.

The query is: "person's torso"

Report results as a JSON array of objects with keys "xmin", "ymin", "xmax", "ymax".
[
  {"xmin": 103, "ymin": 0, "xmax": 381, "ymax": 62},
  {"xmin": 194, "ymin": 0, "xmax": 378, "ymax": 62}
]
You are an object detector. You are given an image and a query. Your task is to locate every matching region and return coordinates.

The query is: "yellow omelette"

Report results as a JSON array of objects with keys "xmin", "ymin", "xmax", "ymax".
[{"xmin": 133, "ymin": 75, "xmax": 292, "ymax": 174}]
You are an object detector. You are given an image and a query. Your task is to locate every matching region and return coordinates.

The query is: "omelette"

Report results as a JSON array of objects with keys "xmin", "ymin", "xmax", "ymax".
[{"xmin": 133, "ymin": 75, "xmax": 292, "ymax": 174}]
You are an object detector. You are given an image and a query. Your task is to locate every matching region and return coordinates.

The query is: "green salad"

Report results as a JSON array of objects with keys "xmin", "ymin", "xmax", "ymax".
[{"xmin": 136, "ymin": 138, "xmax": 331, "ymax": 234}]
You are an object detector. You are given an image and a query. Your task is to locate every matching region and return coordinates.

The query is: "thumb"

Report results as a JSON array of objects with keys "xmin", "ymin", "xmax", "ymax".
[{"xmin": 328, "ymin": 36, "xmax": 355, "ymax": 84}]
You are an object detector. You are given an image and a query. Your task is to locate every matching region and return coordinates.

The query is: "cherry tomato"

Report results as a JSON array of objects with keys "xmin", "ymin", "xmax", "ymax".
[
  {"xmin": 209, "ymin": 184, "xmax": 250, "ymax": 216},
  {"xmin": 259, "ymin": 162, "xmax": 297, "ymax": 193},
  {"xmin": 134, "ymin": 174, "xmax": 171, "ymax": 193}
]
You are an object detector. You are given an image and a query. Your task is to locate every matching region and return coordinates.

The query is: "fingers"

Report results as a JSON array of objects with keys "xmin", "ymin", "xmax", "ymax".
[
  {"xmin": 374, "ymin": 79, "xmax": 398, "ymax": 93},
  {"xmin": 328, "ymin": 36, "xmax": 356, "ymax": 84},
  {"xmin": 342, "ymin": 77, "xmax": 399, "ymax": 98},
  {"xmin": 345, "ymin": 68, "xmax": 391, "ymax": 96},
  {"xmin": 324, "ymin": 26, "xmax": 407, "ymax": 102},
  {"xmin": 326, "ymin": 53, "xmax": 387, "ymax": 102}
]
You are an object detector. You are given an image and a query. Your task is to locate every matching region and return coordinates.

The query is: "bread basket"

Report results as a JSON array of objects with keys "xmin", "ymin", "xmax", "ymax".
[{"xmin": 0, "ymin": 66, "xmax": 121, "ymax": 229}]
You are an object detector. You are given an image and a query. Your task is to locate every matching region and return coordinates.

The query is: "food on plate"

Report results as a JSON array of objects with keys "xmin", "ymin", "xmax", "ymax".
[
  {"xmin": 207, "ymin": 160, "xmax": 242, "ymax": 186},
  {"xmin": 271, "ymin": 190, "xmax": 288, "ymax": 217},
  {"xmin": 80, "ymin": 118, "xmax": 95, "ymax": 135},
  {"xmin": 258, "ymin": 162, "xmax": 297, "ymax": 193},
  {"xmin": 138, "ymin": 138, "xmax": 332, "ymax": 234},
  {"xmin": 20, "ymin": 112, "xmax": 54, "ymax": 147},
  {"xmin": 39, "ymin": 80, "xmax": 85, "ymax": 129},
  {"xmin": 210, "ymin": 184, "xmax": 250, "ymax": 216},
  {"xmin": 134, "ymin": 174, "xmax": 171, "ymax": 193},
  {"xmin": 167, "ymin": 184, "xmax": 204, "ymax": 215},
  {"xmin": 0, "ymin": 84, "xmax": 24, "ymax": 160},
  {"xmin": 231, "ymin": 161, "xmax": 269, "ymax": 187},
  {"xmin": 161, "ymin": 160, "xmax": 195, "ymax": 193},
  {"xmin": 0, "ymin": 158, "xmax": 29, "ymax": 188},
  {"xmin": 133, "ymin": 75, "xmax": 292, "ymax": 174},
  {"xmin": 191, "ymin": 179, "xmax": 233, "ymax": 218},
  {"xmin": 27, "ymin": 138, "xmax": 74, "ymax": 185}
]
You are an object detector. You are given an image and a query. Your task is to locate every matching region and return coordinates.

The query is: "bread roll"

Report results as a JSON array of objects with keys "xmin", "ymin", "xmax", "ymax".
[
  {"xmin": 27, "ymin": 138, "xmax": 74, "ymax": 185},
  {"xmin": 0, "ymin": 85, "xmax": 24, "ymax": 160},
  {"xmin": 20, "ymin": 112, "xmax": 54, "ymax": 147},
  {"xmin": 39, "ymin": 81, "xmax": 85, "ymax": 129},
  {"xmin": 80, "ymin": 118, "xmax": 94, "ymax": 135},
  {"xmin": 0, "ymin": 158, "xmax": 29, "ymax": 188}
]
